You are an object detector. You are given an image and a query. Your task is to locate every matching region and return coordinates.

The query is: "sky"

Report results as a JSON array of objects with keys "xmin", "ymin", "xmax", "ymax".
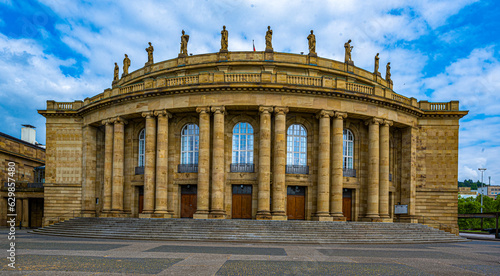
[{"xmin": 0, "ymin": 0, "xmax": 499, "ymax": 185}]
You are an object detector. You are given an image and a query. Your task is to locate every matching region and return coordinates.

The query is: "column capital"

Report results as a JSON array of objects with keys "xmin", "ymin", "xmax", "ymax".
[
  {"xmin": 101, "ymin": 118, "xmax": 113, "ymax": 126},
  {"xmin": 365, "ymin": 117, "xmax": 384, "ymax": 126},
  {"xmin": 316, "ymin": 110, "xmax": 334, "ymax": 119},
  {"xmin": 142, "ymin": 111, "xmax": 155, "ymax": 118},
  {"xmin": 274, "ymin": 106, "xmax": 289, "ymax": 115},
  {"xmin": 154, "ymin": 109, "xmax": 172, "ymax": 118},
  {"xmin": 196, "ymin": 106, "xmax": 210, "ymax": 114},
  {"xmin": 259, "ymin": 106, "xmax": 274, "ymax": 114},
  {"xmin": 113, "ymin": 116, "xmax": 128, "ymax": 125},
  {"xmin": 333, "ymin": 111, "xmax": 348, "ymax": 119},
  {"xmin": 211, "ymin": 106, "xmax": 226, "ymax": 114},
  {"xmin": 382, "ymin": 119, "xmax": 393, "ymax": 127}
]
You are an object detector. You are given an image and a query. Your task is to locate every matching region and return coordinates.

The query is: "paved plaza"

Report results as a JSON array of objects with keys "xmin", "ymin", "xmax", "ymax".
[{"xmin": 1, "ymin": 229, "xmax": 499, "ymax": 275}]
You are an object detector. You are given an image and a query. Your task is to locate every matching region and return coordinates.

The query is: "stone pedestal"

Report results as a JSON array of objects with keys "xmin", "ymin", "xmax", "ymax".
[
  {"xmin": 256, "ymin": 106, "xmax": 273, "ymax": 220},
  {"xmin": 330, "ymin": 112, "xmax": 347, "ymax": 221},
  {"xmin": 272, "ymin": 107, "xmax": 288, "ymax": 221},
  {"xmin": 210, "ymin": 106, "xmax": 226, "ymax": 219},
  {"xmin": 194, "ymin": 107, "xmax": 210, "ymax": 219}
]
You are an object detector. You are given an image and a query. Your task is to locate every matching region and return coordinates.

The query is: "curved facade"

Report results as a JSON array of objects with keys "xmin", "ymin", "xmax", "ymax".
[{"xmin": 39, "ymin": 50, "xmax": 467, "ymax": 233}]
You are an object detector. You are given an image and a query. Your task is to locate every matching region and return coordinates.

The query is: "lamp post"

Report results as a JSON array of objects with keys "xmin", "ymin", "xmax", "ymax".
[{"xmin": 478, "ymin": 168, "xmax": 487, "ymax": 213}]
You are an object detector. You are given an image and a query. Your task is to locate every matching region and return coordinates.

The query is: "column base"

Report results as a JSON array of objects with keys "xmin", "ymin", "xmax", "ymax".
[
  {"xmin": 256, "ymin": 211, "xmax": 272, "ymax": 220},
  {"xmin": 313, "ymin": 215, "xmax": 333, "ymax": 221},
  {"xmin": 101, "ymin": 212, "xmax": 129, "ymax": 218},
  {"xmin": 193, "ymin": 212, "xmax": 210, "ymax": 219},
  {"xmin": 359, "ymin": 217, "xmax": 383, "ymax": 222},
  {"xmin": 331, "ymin": 216, "xmax": 347, "ymax": 222},
  {"xmin": 379, "ymin": 217, "xmax": 393, "ymax": 223},
  {"xmin": 209, "ymin": 210, "xmax": 226, "ymax": 219},
  {"xmin": 271, "ymin": 215, "xmax": 288, "ymax": 221},
  {"xmin": 153, "ymin": 211, "xmax": 172, "ymax": 218}
]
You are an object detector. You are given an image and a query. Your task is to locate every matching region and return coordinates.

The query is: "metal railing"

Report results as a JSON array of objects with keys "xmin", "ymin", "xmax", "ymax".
[
  {"xmin": 286, "ymin": 165, "xmax": 309, "ymax": 175},
  {"xmin": 178, "ymin": 164, "xmax": 198, "ymax": 173},
  {"xmin": 135, "ymin": 166, "xmax": 144, "ymax": 175},
  {"xmin": 343, "ymin": 168, "xmax": 356, "ymax": 177},
  {"xmin": 230, "ymin": 163, "xmax": 255, "ymax": 173}
]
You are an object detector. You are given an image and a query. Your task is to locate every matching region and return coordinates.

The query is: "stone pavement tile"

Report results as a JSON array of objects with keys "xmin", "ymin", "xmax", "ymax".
[
  {"xmin": 215, "ymin": 260, "xmax": 430, "ymax": 276},
  {"xmin": 318, "ymin": 248, "xmax": 465, "ymax": 259},
  {"xmin": 16, "ymin": 242, "xmax": 128, "ymax": 251},
  {"xmin": 394, "ymin": 258, "xmax": 487, "ymax": 276},
  {"xmin": 0, "ymin": 255, "xmax": 182, "ymax": 274},
  {"xmin": 453, "ymin": 264, "xmax": 500, "ymax": 276},
  {"xmin": 146, "ymin": 245, "xmax": 287, "ymax": 256},
  {"xmin": 159, "ymin": 254, "xmax": 228, "ymax": 276}
]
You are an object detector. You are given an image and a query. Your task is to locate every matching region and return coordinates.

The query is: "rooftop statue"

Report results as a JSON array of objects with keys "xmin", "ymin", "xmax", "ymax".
[
  {"xmin": 113, "ymin": 62, "xmax": 119, "ymax": 81},
  {"xmin": 145, "ymin": 42, "xmax": 154, "ymax": 65},
  {"xmin": 386, "ymin": 62, "xmax": 391, "ymax": 82},
  {"xmin": 374, "ymin": 53, "xmax": 379, "ymax": 75},
  {"xmin": 265, "ymin": 26, "xmax": 273, "ymax": 52},
  {"xmin": 307, "ymin": 30, "xmax": 316, "ymax": 55},
  {"xmin": 180, "ymin": 30, "xmax": 189, "ymax": 57},
  {"xmin": 220, "ymin": 26, "xmax": 228, "ymax": 52},
  {"xmin": 122, "ymin": 54, "xmax": 130, "ymax": 77},
  {"xmin": 344, "ymin": 39, "xmax": 353, "ymax": 63}
]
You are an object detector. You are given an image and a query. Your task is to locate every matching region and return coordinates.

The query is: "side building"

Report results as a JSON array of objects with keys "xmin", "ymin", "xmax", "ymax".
[
  {"xmin": 39, "ymin": 40, "xmax": 467, "ymax": 233},
  {"xmin": 0, "ymin": 126, "xmax": 45, "ymax": 228}
]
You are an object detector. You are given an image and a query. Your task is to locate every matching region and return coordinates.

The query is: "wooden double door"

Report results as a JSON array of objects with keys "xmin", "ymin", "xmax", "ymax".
[
  {"xmin": 232, "ymin": 185, "xmax": 252, "ymax": 219},
  {"xmin": 287, "ymin": 186, "xmax": 305, "ymax": 220},
  {"xmin": 181, "ymin": 185, "xmax": 197, "ymax": 218},
  {"xmin": 343, "ymin": 189, "xmax": 352, "ymax": 221}
]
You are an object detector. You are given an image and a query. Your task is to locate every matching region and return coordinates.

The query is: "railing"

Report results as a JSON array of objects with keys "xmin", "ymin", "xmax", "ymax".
[
  {"xmin": 429, "ymin": 103, "xmax": 449, "ymax": 111},
  {"xmin": 287, "ymin": 75, "xmax": 322, "ymax": 86},
  {"xmin": 286, "ymin": 165, "xmax": 309, "ymax": 175},
  {"xmin": 119, "ymin": 83, "xmax": 144, "ymax": 94},
  {"xmin": 225, "ymin": 73, "xmax": 261, "ymax": 83},
  {"xmin": 165, "ymin": 75, "xmax": 199, "ymax": 87},
  {"xmin": 392, "ymin": 93, "xmax": 412, "ymax": 105},
  {"xmin": 343, "ymin": 168, "xmax": 356, "ymax": 177},
  {"xmin": 56, "ymin": 102, "xmax": 74, "ymax": 110},
  {"xmin": 88, "ymin": 93, "xmax": 104, "ymax": 104},
  {"xmin": 230, "ymin": 163, "xmax": 255, "ymax": 173},
  {"xmin": 135, "ymin": 166, "xmax": 144, "ymax": 175},
  {"xmin": 346, "ymin": 83, "xmax": 374, "ymax": 95},
  {"xmin": 178, "ymin": 164, "xmax": 198, "ymax": 173}
]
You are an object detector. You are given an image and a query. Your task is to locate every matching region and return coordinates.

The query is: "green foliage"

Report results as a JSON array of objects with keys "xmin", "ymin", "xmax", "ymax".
[
  {"xmin": 458, "ymin": 195, "xmax": 500, "ymax": 230},
  {"xmin": 458, "ymin": 179, "xmax": 479, "ymax": 190}
]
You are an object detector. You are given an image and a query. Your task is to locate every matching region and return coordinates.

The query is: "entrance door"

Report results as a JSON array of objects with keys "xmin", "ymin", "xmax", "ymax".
[
  {"xmin": 232, "ymin": 185, "xmax": 252, "ymax": 219},
  {"xmin": 181, "ymin": 185, "xmax": 197, "ymax": 218},
  {"xmin": 29, "ymin": 198, "xmax": 44, "ymax": 228},
  {"xmin": 342, "ymin": 189, "xmax": 352, "ymax": 221},
  {"xmin": 287, "ymin": 186, "xmax": 305, "ymax": 220},
  {"xmin": 138, "ymin": 186, "xmax": 144, "ymax": 214}
]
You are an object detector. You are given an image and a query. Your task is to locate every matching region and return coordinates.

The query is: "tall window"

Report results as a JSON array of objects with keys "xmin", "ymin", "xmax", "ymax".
[
  {"xmin": 138, "ymin": 128, "xmax": 145, "ymax": 167},
  {"xmin": 181, "ymin": 124, "xmax": 199, "ymax": 164},
  {"xmin": 287, "ymin": 124, "xmax": 307, "ymax": 166},
  {"xmin": 343, "ymin": 129, "xmax": 354, "ymax": 169},
  {"xmin": 232, "ymin": 122, "xmax": 254, "ymax": 164}
]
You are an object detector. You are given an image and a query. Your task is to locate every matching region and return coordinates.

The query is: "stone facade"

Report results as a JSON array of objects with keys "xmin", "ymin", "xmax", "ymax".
[
  {"xmin": 0, "ymin": 132, "xmax": 45, "ymax": 227},
  {"xmin": 39, "ymin": 51, "xmax": 467, "ymax": 234}
]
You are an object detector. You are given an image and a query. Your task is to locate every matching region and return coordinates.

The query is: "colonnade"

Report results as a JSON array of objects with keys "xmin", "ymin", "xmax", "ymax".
[{"xmin": 81, "ymin": 106, "xmax": 393, "ymax": 221}]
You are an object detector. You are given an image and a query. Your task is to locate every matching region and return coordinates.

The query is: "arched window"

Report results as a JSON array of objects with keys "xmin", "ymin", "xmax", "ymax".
[
  {"xmin": 180, "ymin": 124, "xmax": 199, "ymax": 165},
  {"xmin": 343, "ymin": 129, "xmax": 354, "ymax": 169},
  {"xmin": 231, "ymin": 122, "xmax": 254, "ymax": 172},
  {"xmin": 287, "ymin": 124, "xmax": 307, "ymax": 167},
  {"xmin": 138, "ymin": 128, "xmax": 145, "ymax": 167}
]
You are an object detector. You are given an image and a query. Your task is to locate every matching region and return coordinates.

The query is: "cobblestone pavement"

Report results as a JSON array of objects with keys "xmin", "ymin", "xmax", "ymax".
[{"xmin": 0, "ymin": 229, "xmax": 499, "ymax": 275}]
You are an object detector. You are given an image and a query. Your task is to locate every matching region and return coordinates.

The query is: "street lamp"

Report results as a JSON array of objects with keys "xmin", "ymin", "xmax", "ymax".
[{"xmin": 478, "ymin": 168, "xmax": 487, "ymax": 213}]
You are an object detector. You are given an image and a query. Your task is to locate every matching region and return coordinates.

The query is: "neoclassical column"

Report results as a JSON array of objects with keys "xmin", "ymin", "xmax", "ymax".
[
  {"xmin": 210, "ymin": 106, "xmax": 226, "ymax": 218},
  {"xmin": 102, "ymin": 119, "xmax": 113, "ymax": 213},
  {"xmin": 315, "ymin": 110, "xmax": 334, "ymax": 221},
  {"xmin": 379, "ymin": 120, "xmax": 393, "ymax": 220},
  {"xmin": 330, "ymin": 111, "xmax": 347, "ymax": 220},
  {"xmin": 256, "ymin": 106, "xmax": 273, "ymax": 220},
  {"xmin": 82, "ymin": 124, "xmax": 97, "ymax": 216},
  {"xmin": 365, "ymin": 117, "xmax": 383, "ymax": 220},
  {"xmin": 272, "ymin": 106, "xmax": 288, "ymax": 220},
  {"xmin": 194, "ymin": 106, "xmax": 210, "ymax": 219},
  {"xmin": 154, "ymin": 110, "xmax": 171, "ymax": 216},
  {"xmin": 111, "ymin": 116, "xmax": 127, "ymax": 213},
  {"xmin": 141, "ymin": 111, "xmax": 156, "ymax": 215}
]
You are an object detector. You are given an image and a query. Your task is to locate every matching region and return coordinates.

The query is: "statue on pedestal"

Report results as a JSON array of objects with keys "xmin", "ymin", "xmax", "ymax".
[
  {"xmin": 374, "ymin": 53, "xmax": 380, "ymax": 75},
  {"xmin": 145, "ymin": 42, "xmax": 154, "ymax": 65},
  {"xmin": 122, "ymin": 54, "xmax": 130, "ymax": 77},
  {"xmin": 265, "ymin": 26, "xmax": 273, "ymax": 52},
  {"xmin": 386, "ymin": 62, "xmax": 391, "ymax": 82},
  {"xmin": 113, "ymin": 62, "xmax": 119, "ymax": 81},
  {"xmin": 344, "ymin": 39, "xmax": 353, "ymax": 63},
  {"xmin": 180, "ymin": 30, "xmax": 189, "ymax": 56},
  {"xmin": 220, "ymin": 26, "xmax": 228, "ymax": 52},
  {"xmin": 307, "ymin": 30, "xmax": 316, "ymax": 55}
]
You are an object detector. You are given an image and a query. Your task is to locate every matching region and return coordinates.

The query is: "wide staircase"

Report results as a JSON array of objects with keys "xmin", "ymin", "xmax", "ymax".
[{"xmin": 31, "ymin": 218, "xmax": 466, "ymax": 244}]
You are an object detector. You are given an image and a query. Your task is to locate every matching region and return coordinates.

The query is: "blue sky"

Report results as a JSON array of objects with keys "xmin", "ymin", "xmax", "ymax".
[{"xmin": 1, "ymin": 0, "xmax": 499, "ymax": 184}]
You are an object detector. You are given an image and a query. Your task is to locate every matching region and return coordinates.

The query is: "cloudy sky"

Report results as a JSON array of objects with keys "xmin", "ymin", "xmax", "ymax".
[{"xmin": 1, "ymin": 0, "xmax": 499, "ymax": 184}]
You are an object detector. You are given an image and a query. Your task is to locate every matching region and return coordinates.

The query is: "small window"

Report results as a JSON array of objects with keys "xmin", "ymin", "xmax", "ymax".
[
  {"xmin": 343, "ymin": 129, "xmax": 354, "ymax": 169},
  {"xmin": 138, "ymin": 128, "xmax": 145, "ymax": 167}
]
